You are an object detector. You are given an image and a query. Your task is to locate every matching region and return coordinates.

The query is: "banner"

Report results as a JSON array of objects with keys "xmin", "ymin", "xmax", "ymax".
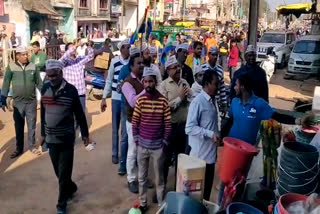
[{"xmin": 0, "ymin": 0, "xmax": 4, "ymax": 16}]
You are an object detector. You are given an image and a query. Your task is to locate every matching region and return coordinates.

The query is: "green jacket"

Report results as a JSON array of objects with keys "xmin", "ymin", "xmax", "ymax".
[
  {"xmin": 1, "ymin": 62, "xmax": 43, "ymax": 102},
  {"xmin": 30, "ymin": 51, "xmax": 47, "ymax": 71}
]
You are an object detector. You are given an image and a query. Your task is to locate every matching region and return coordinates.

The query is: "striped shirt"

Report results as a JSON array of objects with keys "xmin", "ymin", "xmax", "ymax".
[
  {"xmin": 132, "ymin": 90, "xmax": 172, "ymax": 150},
  {"xmin": 103, "ymin": 55, "xmax": 129, "ymax": 100},
  {"xmin": 201, "ymin": 63, "xmax": 228, "ymax": 107}
]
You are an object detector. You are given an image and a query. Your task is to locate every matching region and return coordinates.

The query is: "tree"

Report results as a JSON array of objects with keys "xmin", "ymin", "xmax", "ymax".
[{"xmin": 242, "ymin": 0, "xmax": 270, "ymax": 18}]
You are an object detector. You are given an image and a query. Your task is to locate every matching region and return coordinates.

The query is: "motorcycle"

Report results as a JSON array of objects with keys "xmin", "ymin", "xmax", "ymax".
[
  {"xmin": 85, "ymin": 70, "xmax": 106, "ymax": 101},
  {"xmin": 260, "ymin": 47, "xmax": 276, "ymax": 83}
]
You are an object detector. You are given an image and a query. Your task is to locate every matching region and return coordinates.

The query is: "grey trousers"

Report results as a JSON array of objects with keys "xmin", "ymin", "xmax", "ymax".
[
  {"xmin": 13, "ymin": 99, "xmax": 37, "ymax": 153},
  {"xmin": 137, "ymin": 146, "xmax": 165, "ymax": 207}
]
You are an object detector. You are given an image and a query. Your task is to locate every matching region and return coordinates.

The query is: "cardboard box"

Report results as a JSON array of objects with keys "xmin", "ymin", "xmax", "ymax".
[
  {"xmin": 176, "ymin": 154, "xmax": 206, "ymax": 201},
  {"xmin": 94, "ymin": 52, "xmax": 110, "ymax": 69}
]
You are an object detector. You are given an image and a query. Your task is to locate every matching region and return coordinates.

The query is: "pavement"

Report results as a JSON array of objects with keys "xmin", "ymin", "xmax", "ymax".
[{"xmin": 0, "ymin": 68, "xmax": 318, "ymax": 214}]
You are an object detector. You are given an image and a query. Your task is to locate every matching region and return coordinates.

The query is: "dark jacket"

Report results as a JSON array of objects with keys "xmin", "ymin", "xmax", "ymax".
[
  {"xmin": 181, "ymin": 64, "xmax": 194, "ymax": 86},
  {"xmin": 41, "ymin": 80, "xmax": 89, "ymax": 145},
  {"xmin": 230, "ymin": 64, "xmax": 269, "ymax": 103}
]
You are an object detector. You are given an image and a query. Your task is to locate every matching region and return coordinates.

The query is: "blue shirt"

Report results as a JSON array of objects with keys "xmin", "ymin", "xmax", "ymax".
[
  {"xmin": 118, "ymin": 64, "xmax": 131, "ymax": 106},
  {"xmin": 185, "ymin": 90, "xmax": 219, "ymax": 164},
  {"xmin": 228, "ymin": 95, "xmax": 275, "ymax": 145}
]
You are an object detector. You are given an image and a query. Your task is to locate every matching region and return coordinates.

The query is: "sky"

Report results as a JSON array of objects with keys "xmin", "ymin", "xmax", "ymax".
[{"xmin": 267, "ymin": 0, "xmax": 312, "ymax": 11}]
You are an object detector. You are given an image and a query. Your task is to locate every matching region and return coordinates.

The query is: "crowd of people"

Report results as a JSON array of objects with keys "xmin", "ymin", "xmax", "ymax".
[{"xmin": 0, "ymin": 29, "xmax": 315, "ymax": 214}]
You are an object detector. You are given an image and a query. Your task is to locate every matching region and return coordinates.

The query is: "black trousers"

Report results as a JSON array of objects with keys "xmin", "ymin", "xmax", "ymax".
[
  {"xmin": 164, "ymin": 123, "xmax": 188, "ymax": 186},
  {"xmin": 204, "ymin": 163, "xmax": 215, "ymax": 201},
  {"xmin": 48, "ymin": 144, "xmax": 77, "ymax": 209}
]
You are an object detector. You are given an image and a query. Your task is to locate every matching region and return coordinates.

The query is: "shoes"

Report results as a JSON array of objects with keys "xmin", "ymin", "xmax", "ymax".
[
  {"xmin": 128, "ymin": 181, "xmax": 139, "ymax": 194},
  {"xmin": 152, "ymin": 193, "xmax": 158, "ymax": 204},
  {"xmin": 118, "ymin": 164, "xmax": 127, "ymax": 176},
  {"xmin": 10, "ymin": 150, "xmax": 22, "ymax": 159},
  {"xmin": 147, "ymin": 179, "xmax": 154, "ymax": 189},
  {"xmin": 112, "ymin": 156, "xmax": 119, "ymax": 164},
  {"xmin": 57, "ymin": 207, "xmax": 67, "ymax": 214},
  {"xmin": 139, "ymin": 205, "xmax": 148, "ymax": 214}
]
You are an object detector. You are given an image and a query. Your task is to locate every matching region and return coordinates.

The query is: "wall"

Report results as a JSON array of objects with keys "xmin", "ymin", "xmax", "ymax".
[
  {"xmin": 55, "ymin": 8, "xmax": 75, "ymax": 40},
  {"xmin": 121, "ymin": 5, "xmax": 137, "ymax": 34}
]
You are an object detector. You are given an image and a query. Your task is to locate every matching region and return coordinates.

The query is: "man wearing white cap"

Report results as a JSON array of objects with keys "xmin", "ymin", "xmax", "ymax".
[
  {"xmin": 115, "ymin": 45, "xmax": 140, "ymax": 176},
  {"xmin": 1, "ymin": 47, "xmax": 43, "ymax": 158},
  {"xmin": 201, "ymin": 46, "xmax": 228, "ymax": 112},
  {"xmin": 159, "ymin": 55, "xmax": 192, "ymax": 185},
  {"xmin": 149, "ymin": 46, "xmax": 157, "ymax": 64},
  {"xmin": 101, "ymin": 38, "xmax": 130, "ymax": 165},
  {"xmin": 229, "ymin": 45, "xmax": 269, "ymax": 103},
  {"xmin": 175, "ymin": 43, "xmax": 194, "ymax": 86},
  {"xmin": 141, "ymin": 43, "xmax": 162, "ymax": 86},
  {"xmin": 121, "ymin": 53, "xmax": 145, "ymax": 193},
  {"xmin": 40, "ymin": 59, "xmax": 90, "ymax": 214},
  {"xmin": 191, "ymin": 66, "xmax": 205, "ymax": 98},
  {"xmin": 132, "ymin": 67, "xmax": 171, "ymax": 212}
]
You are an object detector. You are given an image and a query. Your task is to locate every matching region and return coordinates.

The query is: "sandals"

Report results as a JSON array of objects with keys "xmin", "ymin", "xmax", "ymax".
[
  {"xmin": 10, "ymin": 151, "xmax": 22, "ymax": 159},
  {"xmin": 31, "ymin": 148, "xmax": 41, "ymax": 156}
]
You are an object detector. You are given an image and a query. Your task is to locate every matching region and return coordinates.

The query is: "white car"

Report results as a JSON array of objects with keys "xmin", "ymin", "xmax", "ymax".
[
  {"xmin": 256, "ymin": 31, "xmax": 295, "ymax": 68},
  {"xmin": 91, "ymin": 38, "xmax": 124, "ymax": 56},
  {"xmin": 288, "ymin": 35, "xmax": 320, "ymax": 75}
]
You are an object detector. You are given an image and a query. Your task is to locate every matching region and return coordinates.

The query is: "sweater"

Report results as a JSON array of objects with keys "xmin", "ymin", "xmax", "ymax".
[
  {"xmin": 132, "ymin": 90, "xmax": 172, "ymax": 150},
  {"xmin": 228, "ymin": 46, "xmax": 239, "ymax": 67},
  {"xmin": 41, "ymin": 80, "xmax": 89, "ymax": 145},
  {"xmin": 1, "ymin": 62, "xmax": 42, "ymax": 102}
]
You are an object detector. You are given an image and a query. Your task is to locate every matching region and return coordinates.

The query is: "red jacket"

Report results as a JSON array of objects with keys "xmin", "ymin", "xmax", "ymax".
[{"xmin": 228, "ymin": 46, "xmax": 239, "ymax": 67}]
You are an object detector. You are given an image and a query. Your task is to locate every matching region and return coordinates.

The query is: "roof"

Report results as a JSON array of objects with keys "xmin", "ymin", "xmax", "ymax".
[
  {"xmin": 276, "ymin": 3, "xmax": 313, "ymax": 17},
  {"xmin": 298, "ymin": 35, "xmax": 320, "ymax": 41},
  {"xmin": 22, "ymin": 0, "xmax": 60, "ymax": 16}
]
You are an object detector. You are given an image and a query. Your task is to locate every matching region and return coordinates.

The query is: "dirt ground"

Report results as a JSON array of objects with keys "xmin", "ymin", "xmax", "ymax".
[{"xmin": 0, "ymin": 68, "xmax": 317, "ymax": 214}]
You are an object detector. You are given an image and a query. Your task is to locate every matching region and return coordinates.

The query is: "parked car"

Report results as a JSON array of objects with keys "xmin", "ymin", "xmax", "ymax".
[
  {"xmin": 287, "ymin": 35, "xmax": 320, "ymax": 75},
  {"xmin": 257, "ymin": 31, "xmax": 295, "ymax": 68},
  {"xmin": 91, "ymin": 38, "xmax": 124, "ymax": 56}
]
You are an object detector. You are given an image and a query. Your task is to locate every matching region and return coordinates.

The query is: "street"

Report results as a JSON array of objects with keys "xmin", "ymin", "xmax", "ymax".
[{"xmin": 0, "ymin": 68, "xmax": 316, "ymax": 214}]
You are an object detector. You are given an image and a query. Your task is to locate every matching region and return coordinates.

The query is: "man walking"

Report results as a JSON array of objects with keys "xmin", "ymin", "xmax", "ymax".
[
  {"xmin": 185, "ymin": 41, "xmax": 205, "ymax": 73},
  {"xmin": 101, "ymin": 39, "xmax": 130, "ymax": 164},
  {"xmin": 121, "ymin": 53, "xmax": 145, "ymax": 193},
  {"xmin": 132, "ymin": 67, "xmax": 171, "ymax": 213},
  {"xmin": 1, "ymin": 47, "xmax": 42, "ymax": 158},
  {"xmin": 159, "ymin": 56, "xmax": 192, "ymax": 184},
  {"xmin": 185, "ymin": 70, "xmax": 220, "ymax": 201},
  {"xmin": 40, "ymin": 60, "xmax": 90, "ymax": 214}
]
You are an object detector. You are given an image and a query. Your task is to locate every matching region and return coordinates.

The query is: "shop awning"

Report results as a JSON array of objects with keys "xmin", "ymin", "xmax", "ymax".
[
  {"xmin": 276, "ymin": 2, "xmax": 313, "ymax": 17},
  {"xmin": 22, "ymin": 0, "xmax": 61, "ymax": 16},
  {"xmin": 175, "ymin": 21, "xmax": 195, "ymax": 28}
]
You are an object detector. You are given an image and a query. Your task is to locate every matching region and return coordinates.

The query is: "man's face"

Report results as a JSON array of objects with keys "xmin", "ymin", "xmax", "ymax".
[
  {"xmin": 163, "ymin": 37, "xmax": 167, "ymax": 43},
  {"xmin": 176, "ymin": 35, "xmax": 180, "ymax": 41},
  {"xmin": 46, "ymin": 69, "xmax": 63, "ymax": 88},
  {"xmin": 143, "ymin": 49, "xmax": 152, "ymax": 66},
  {"xmin": 210, "ymin": 33, "xmax": 214, "ymax": 39},
  {"xmin": 177, "ymin": 49, "xmax": 188, "ymax": 64},
  {"xmin": 194, "ymin": 45, "xmax": 202, "ymax": 57},
  {"xmin": 16, "ymin": 52, "xmax": 28, "ymax": 64},
  {"xmin": 241, "ymin": 34, "xmax": 246, "ymax": 40},
  {"xmin": 246, "ymin": 52, "xmax": 256, "ymax": 65},
  {"xmin": 195, "ymin": 71, "xmax": 204, "ymax": 85},
  {"xmin": 131, "ymin": 57, "xmax": 144, "ymax": 75},
  {"xmin": 234, "ymin": 79, "xmax": 242, "ymax": 96},
  {"xmin": 152, "ymin": 40, "xmax": 156, "ymax": 46},
  {"xmin": 121, "ymin": 44, "xmax": 131, "ymax": 59},
  {"xmin": 207, "ymin": 75, "xmax": 219, "ymax": 96},
  {"xmin": 223, "ymin": 36, "xmax": 227, "ymax": 42},
  {"xmin": 144, "ymin": 76, "xmax": 156, "ymax": 93},
  {"xmin": 167, "ymin": 63, "xmax": 181, "ymax": 80},
  {"xmin": 208, "ymin": 52, "xmax": 218, "ymax": 65},
  {"xmin": 33, "ymin": 45, "xmax": 40, "ymax": 54}
]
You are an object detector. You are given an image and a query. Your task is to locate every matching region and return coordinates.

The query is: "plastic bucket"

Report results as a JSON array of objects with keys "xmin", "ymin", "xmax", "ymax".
[
  {"xmin": 278, "ymin": 193, "xmax": 320, "ymax": 214},
  {"xmin": 227, "ymin": 202, "xmax": 263, "ymax": 214},
  {"xmin": 219, "ymin": 137, "xmax": 258, "ymax": 183}
]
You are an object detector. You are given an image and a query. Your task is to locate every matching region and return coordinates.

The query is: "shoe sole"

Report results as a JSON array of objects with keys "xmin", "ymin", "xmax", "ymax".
[{"xmin": 118, "ymin": 172, "xmax": 126, "ymax": 176}]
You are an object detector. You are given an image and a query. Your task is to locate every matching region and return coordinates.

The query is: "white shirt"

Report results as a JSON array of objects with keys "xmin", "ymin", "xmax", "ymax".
[
  {"xmin": 76, "ymin": 45, "xmax": 87, "ymax": 57},
  {"xmin": 39, "ymin": 37, "xmax": 46, "ymax": 50}
]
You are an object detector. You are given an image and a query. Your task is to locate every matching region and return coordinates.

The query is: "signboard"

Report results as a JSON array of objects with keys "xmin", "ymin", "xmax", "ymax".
[{"xmin": 0, "ymin": 0, "xmax": 4, "ymax": 16}]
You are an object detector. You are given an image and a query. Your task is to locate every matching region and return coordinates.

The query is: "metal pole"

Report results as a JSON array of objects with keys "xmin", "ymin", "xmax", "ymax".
[
  {"xmin": 248, "ymin": 0, "xmax": 259, "ymax": 47},
  {"xmin": 121, "ymin": 0, "xmax": 124, "ymax": 32},
  {"xmin": 153, "ymin": 0, "xmax": 157, "ymax": 26}
]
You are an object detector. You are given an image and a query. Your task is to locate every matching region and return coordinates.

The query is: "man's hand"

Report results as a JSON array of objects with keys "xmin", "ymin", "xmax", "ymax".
[
  {"xmin": 212, "ymin": 135, "xmax": 220, "ymax": 143},
  {"xmin": 100, "ymin": 98, "xmax": 107, "ymax": 112},
  {"xmin": 39, "ymin": 136, "xmax": 45, "ymax": 146},
  {"xmin": 1, "ymin": 96, "xmax": 7, "ymax": 112},
  {"xmin": 179, "ymin": 86, "xmax": 189, "ymax": 100}
]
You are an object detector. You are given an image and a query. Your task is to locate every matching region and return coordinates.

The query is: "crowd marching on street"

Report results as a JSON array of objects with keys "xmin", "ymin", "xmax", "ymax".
[{"xmin": 0, "ymin": 28, "xmax": 315, "ymax": 214}]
